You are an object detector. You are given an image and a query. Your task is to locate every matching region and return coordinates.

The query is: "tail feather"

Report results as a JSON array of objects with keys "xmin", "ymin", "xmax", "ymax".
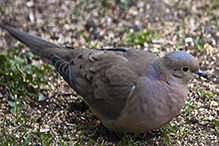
[{"xmin": 0, "ymin": 24, "xmax": 67, "ymax": 59}]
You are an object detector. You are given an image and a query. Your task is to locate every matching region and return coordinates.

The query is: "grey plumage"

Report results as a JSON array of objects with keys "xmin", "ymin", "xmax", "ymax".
[{"xmin": 0, "ymin": 25, "xmax": 207, "ymax": 133}]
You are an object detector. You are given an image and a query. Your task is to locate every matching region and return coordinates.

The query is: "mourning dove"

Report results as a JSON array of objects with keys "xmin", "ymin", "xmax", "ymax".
[{"xmin": 0, "ymin": 25, "xmax": 207, "ymax": 133}]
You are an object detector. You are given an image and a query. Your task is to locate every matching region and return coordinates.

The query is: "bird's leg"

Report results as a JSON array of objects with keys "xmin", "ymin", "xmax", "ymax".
[
  {"xmin": 141, "ymin": 132, "xmax": 147, "ymax": 138},
  {"xmin": 109, "ymin": 130, "xmax": 122, "ymax": 140},
  {"xmin": 149, "ymin": 129, "xmax": 160, "ymax": 134},
  {"xmin": 141, "ymin": 129, "xmax": 160, "ymax": 139}
]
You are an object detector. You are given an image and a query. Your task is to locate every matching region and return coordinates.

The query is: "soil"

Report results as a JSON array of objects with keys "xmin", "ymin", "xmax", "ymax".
[{"xmin": 0, "ymin": 0, "xmax": 219, "ymax": 145}]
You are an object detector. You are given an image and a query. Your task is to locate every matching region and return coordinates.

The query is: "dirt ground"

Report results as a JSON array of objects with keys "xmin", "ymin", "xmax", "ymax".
[{"xmin": 0, "ymin": 0, "xmax": 219, "ymax": 145}]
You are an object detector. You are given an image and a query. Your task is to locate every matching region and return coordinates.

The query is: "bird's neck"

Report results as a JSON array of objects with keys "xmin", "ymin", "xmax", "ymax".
[{"xmin": 151, "ymin": 60, "xmax": 172, "ymax": 85}]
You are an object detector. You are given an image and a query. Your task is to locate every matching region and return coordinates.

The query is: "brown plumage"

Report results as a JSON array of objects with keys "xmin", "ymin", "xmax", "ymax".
[{"xmin": 0, "ymin": 25, "xmax": 207, "ymax": 133}]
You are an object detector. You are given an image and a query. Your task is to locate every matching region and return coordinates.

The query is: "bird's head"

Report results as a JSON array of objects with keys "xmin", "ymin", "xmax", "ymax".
[{"xmin": 160, "ymin": 51, "xmax": 207, "ymax": 84}]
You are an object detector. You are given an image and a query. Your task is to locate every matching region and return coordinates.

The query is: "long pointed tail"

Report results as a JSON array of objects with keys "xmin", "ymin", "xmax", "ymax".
[{"xmin": 0, "ymin": 24, "xmax": 70, "ymax": 60}]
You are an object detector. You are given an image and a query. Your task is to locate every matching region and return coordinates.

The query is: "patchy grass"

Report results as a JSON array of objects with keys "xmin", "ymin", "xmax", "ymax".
[
  {"xmin": 0, "ymin": 114, "xmax": 33, "ymax": 146},
  {"xmin": 123, "ymin": 27, "xmax": 159, "ymax": 46},
  {"xmin": 160, "ymin": 122, "xmax": 211, "ymax": 146},
  {"xmin": 209, "ymin": 0, "xmax": 219, "ymax": 8},
  {"xmin": 78, "ymin": 31, "xmax": 97, "ymax": 49},
  {"xmin": 177, "ymin": 19, "xmax": 204, "ymax": 52},
  {"xmin": 0, "ymin": 45, "xmax": 54, "ymax": 113},
  {"xmin": 0, "ymin": 113, "xmax": 87, "ymax": 146},
  {"xmin": 216, "ymin": 11, "xmax": 219, "ymax": 32},
  {"xmin": 73, "ymin": 0, "xmax": 131, "ymax": 15}
]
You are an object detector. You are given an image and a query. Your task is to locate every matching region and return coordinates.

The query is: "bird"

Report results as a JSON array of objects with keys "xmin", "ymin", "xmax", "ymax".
[{"xmin": 0, "ymin": 24, "xmax": 207, "ymax": 133}]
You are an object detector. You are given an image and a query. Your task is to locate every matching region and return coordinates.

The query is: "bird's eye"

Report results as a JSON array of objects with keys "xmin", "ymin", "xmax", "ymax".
[{"xmin": 181, "ymin": 66, "xmax": 190, "ymax": 72}]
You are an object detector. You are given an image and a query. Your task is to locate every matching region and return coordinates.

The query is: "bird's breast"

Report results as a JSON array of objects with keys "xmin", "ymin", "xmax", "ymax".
[{"xmin": 102, "ymin": 76, "xmax": 187, "ymax": 133}]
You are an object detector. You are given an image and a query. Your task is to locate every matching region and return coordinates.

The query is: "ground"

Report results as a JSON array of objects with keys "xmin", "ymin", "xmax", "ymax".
[{"xmin": 0, "ymin": 0, "xmax": 219, "ymax": 145}]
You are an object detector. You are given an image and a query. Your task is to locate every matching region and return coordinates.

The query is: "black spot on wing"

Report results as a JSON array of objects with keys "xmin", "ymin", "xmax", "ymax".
[
  {"xmin": 85, "ymin": 74, "xmax": 87, "ymax": 80},
  {"xmin": 70, "ymin": 60, "xmax": 75, "ymax": 65},
  {"xmin": 79, "ymin": 64, "xmax": 82, "ymax": 69},
  {"xmin": 85, "ymin": 73, "xmax": 93, "ymax": 82},
  {"xmin": 111, "ymin": 48, "xmax": 127, "ymax": 52},
  {"xmin": 98, "ymin": 48, "xmax": 127, "ymax": 52},
  {"xmin": 77, "ymin": 55, "xmax": 83, "ymax": 59},
  {"xmin": 90, "ymin": 70, "xmax": 95, "ymax": 74},
  {"xmin": 65, "ymin": 46, "xmax": 74, "ymax": 49}
]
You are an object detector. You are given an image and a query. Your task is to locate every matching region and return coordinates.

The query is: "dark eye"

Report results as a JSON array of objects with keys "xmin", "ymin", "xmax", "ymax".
[{"xmin": 181, "ymin": 66, "xmax": 190, "ymax": 72}]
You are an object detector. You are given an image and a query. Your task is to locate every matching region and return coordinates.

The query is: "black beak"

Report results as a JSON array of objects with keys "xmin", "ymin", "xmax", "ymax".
[{"xmin": 195, "ymin": 70, "xmax": 208, "ymax": 79}]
